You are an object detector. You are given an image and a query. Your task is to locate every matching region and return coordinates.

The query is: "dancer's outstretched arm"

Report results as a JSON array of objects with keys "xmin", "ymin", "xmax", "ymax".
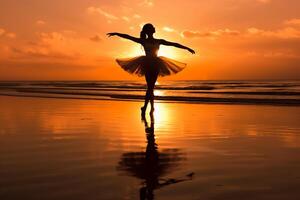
[
  {"xmin": 107, "ymin": 32, "xmax": 141, "ymax": 44},
  {"xmin": 160, "ymin": 39, "xmax": 195, "ymax": 54}
]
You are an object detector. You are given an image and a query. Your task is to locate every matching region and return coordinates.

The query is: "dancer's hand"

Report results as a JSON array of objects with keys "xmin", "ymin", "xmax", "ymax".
[
  {"xmin": 107, "ymin": 32, "xmax": 118, "ymax": 37},
  {"xmin": 188, "ymin": 48, "xmax": 195, "ymax": 54}
]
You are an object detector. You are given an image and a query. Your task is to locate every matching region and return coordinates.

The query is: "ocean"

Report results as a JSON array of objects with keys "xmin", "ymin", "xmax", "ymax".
[{"xmin": 1, "ymin": 80, "xmax": 300, "ymax": 105}]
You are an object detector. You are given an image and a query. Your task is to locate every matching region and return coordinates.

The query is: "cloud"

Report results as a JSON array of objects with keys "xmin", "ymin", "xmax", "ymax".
[
  {"xmin": 7, "ymin": 31, "xmax": 82, "ymax": 61},
  {"xmin": 181, "ymin": 30, "xmax": 214, "ymax": 38},
  {"xmin": 87, "ymin": 6, "xmax": 118, "ymax": 20},
  {"xmin": 269, "ymin": 27, "xmax": 300, "ymax": 39},
  {"xmin": 215, "ymin": 29, "xmax": 240, "ymax": 36},
  {"xmin": 245, "ymin": 49, "xmax": 300, "ymax": 59},
  {"xmin": 162, "ymin": 26, "xmax": 175, "ymax": 32},
  {"xmin": 247, "ymin": 27, "xmax": 300, "ymax": 39},
  {"xmin": 6, "ymin": 32, "xmax": 16, "ymax": 39},
  {"xmin": 133, "ymin": 14, "xmax": 141, "ymax": 19},
  {"xmin": 10, "ymin": 46, "xmax": 77, "ymax": 60},
  {"xmin": 6, "ymin": 30, "xmax": 112, "ymax": 66},
  {"xmin": 247, "ymin": 27, "xmax": 264, "ymax": 34},
  {"xmin": 181, "ymin": 29, "xmax": 240, "ymax": 39},
  {"xmin": 90, "ymin": 34, "xmax": 102, "ymax": 42},
  {"xmin": 257, "ymin": 0, "xmax": 271, "ymax": 3},
  {"xmin": 0, "ymin": 29, "xmax": 113, "ymax": 80},
  {"xmin": 262, "ymin": 51, "xmax": 298, "ymax": 58},
  {"xmin": 140, "ymin": 0, "xmax": 154, "ymax": 7},
  {"xmin": 122, "ymin": 16, "xmax": 130, "ymax": 22},
  {"xmin": 247, "ymin": 19, "xmax": 300, "ymax": 39},
  {"xmin": 0, "ymin": 28, "xmax": 16, "ymax": 39},
  {"xmin": 183, "ymin": 25, "xmax": 300, "ymax": 40},
  {"xmin": 285, "ymin": 18, "xmax": 300, "ymax": 26},
  {"xmin": 0, "ymin": 28, "xmax": 5, "ymax": 36},
  {"xmin": 36, "ymin": 20, "xmax": 46, "ymax": 25}
]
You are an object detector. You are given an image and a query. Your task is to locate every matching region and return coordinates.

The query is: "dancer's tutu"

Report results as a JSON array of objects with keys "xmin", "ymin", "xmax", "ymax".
[{"xmin": 116, "ymin": 56, "xmax": 186, "ymax": 77}]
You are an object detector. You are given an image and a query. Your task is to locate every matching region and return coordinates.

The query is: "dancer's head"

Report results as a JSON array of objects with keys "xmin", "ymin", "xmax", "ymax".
[{"xmin": 140, "ymin": 23, "xmax": 155, "ymax": 39}]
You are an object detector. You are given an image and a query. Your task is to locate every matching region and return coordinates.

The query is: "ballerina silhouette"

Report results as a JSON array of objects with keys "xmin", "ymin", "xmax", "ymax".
[{"xmin": 107, "ymin": 23, "xmax": 195, "ymax": 114}]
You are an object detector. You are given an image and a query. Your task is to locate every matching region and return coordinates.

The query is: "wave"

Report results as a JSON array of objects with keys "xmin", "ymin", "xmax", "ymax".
[
  {"xmin": 1, "ymin": 80, "xmax": 300, "ymax": 106},
  {"xmin": 189, "ymin": 91, "xmax": 300, "ymax": 96},
  {"xmin": 0, "ymin": 89, "xmax": 299, "ymax": 106}
]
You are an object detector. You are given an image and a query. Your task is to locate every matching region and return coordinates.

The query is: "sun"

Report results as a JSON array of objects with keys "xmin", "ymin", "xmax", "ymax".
[
  {"xmin": 127, "ymin": 45, "xmax": 144, "ymax": 57},
  {"xmin": 157, "ymin": 45, "xmax": 179, "ymax": 59}
]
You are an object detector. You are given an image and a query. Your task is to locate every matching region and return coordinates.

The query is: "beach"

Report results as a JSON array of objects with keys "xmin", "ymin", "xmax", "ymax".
[
  {"xmin": 2, "ymin": 0, "xmax": 300, "ymax": 198},
  {"xmin": 0, "ymin": 94, "xmax": 300, "ymax": 200}
]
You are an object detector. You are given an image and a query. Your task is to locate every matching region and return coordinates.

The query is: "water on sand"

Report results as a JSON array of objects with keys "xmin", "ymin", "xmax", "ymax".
[{"xmin": 0, "ymin": 96, "xmax": 300, "ymax": 199}]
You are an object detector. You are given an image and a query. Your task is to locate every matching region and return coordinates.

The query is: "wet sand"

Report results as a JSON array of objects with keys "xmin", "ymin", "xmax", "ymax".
[{"xmin": 0, "ymin": 96, "xmax": 300, "ymax": 200}]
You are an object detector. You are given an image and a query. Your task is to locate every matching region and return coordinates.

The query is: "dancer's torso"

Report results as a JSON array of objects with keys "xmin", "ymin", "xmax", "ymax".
[{"xmin": 142, "ymin": 39, "xmax": 160, "ymax": 57}]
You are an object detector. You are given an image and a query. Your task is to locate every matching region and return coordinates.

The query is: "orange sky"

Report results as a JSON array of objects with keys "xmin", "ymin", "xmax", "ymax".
[{"xmin": 1, "ymin": 0, "xmax": 300, "ymax": 80}]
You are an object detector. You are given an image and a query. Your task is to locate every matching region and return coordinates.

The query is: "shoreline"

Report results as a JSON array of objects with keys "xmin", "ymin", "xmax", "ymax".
[{"xmin": 1, "ymin": 92, "xmax": 300, "ymax": 106}]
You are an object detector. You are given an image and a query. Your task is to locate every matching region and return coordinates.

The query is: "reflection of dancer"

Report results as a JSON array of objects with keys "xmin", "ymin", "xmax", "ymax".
[
  {"xmin": 107, "ymin": 23, "xmax": 195, "ymax": 114},
  {"xmin": 140, "ymin": 114, "xmax": 194, "ymax": 200},
  {"xmin": 117, "ymin": 113, "xmax": 194, "ymax": 200}
]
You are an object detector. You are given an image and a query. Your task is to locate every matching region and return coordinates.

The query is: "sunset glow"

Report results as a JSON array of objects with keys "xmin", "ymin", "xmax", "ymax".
[{"xmin": 1, "ymin": 0, "xmax": 300, "ymax": 80}]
